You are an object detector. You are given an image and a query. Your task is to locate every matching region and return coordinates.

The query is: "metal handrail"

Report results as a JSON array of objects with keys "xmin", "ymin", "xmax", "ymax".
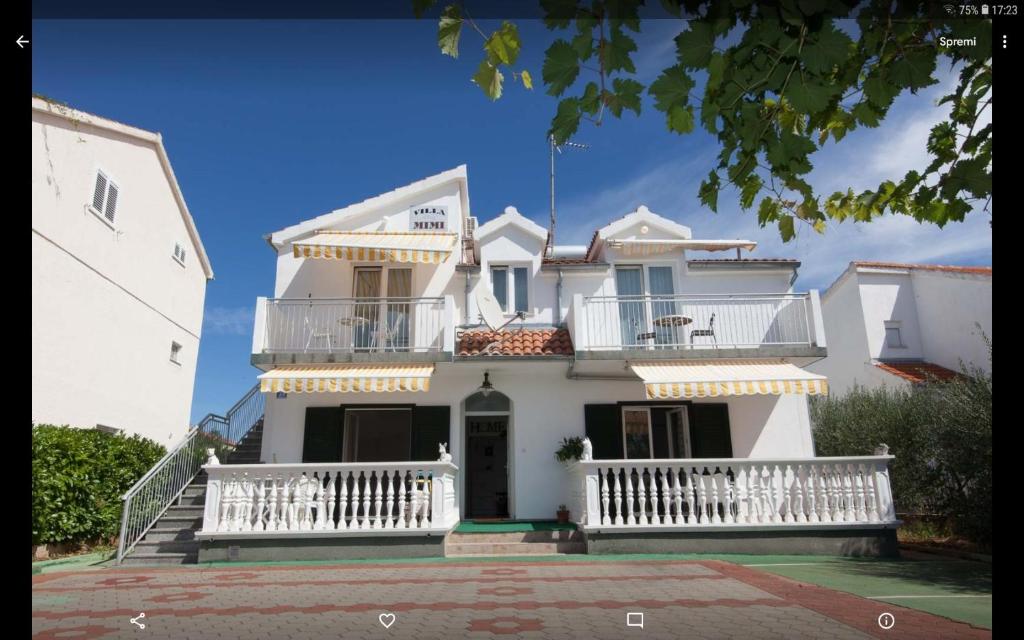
[{"xmin": 116, "ymin": 384, "xmax": 264, "ymax": 563}]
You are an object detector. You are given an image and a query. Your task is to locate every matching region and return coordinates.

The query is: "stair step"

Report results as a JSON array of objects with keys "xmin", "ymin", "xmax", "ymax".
[
  {"xmin": 166, "ymin": 505, "xmax": 205, "ymax": 517},
  {"xmin": 143, "ymin": 528, "xmax": 197, "ymax": 542},
  {"xmin": 445, "ymin": 541, "xmax": 586, "ymax": 556},
  {"xmin": 120, "ymin": 552, "xmax": 197, "ymax": 566},
  {"xmin": 448, "ymin": 531, "xmax": 582, "ymax": 543},
  {"xmin": 134, "ymin": 540, "xmax": 200, "ymax": 553},
  {"xmin": 159, "ymin": 515, "xmax": 203, "ymax": 527}
]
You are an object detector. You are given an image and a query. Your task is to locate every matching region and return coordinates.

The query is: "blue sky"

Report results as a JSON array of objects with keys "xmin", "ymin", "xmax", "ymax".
[{"xmin": 32, "ymin": 19, "xmax": 992, "ymax": 423}]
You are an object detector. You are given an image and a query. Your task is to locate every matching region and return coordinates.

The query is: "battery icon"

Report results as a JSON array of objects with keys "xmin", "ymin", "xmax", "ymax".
[{"xmin": 982, "ymin": 4, "xmax": 989, "ymax": 14}]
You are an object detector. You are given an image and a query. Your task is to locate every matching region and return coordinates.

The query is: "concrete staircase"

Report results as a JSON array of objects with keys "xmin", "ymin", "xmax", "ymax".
[
  {"xmin": 445, "ymin": 529, "xmax": 586, "ymax": 557},
  {"xmin": 119, "ymin": 473, "xmax": 205, "ymax": 565},
  {"xmin": 119, "ymin": 419, "xmax": 264, "ymax": 566}
]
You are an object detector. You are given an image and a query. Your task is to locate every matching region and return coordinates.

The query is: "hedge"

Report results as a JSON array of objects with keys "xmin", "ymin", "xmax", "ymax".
[
  {"xmin": 32, "ymin": 424, "xmax": 166, "ymax": 545},
  {"xmin": 810, "ymin": 347, "xmax": 992, "ymax": 549}
]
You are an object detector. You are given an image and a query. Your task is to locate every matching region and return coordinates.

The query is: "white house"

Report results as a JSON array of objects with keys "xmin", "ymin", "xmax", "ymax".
[
  {"xmin": 169, "ymin": 166, "xmax": 897, "ymax": 563},
  {"xmin": 808, "ymin": 262, "xmax": 992, "ymax": 396},
  {"xmin": 32, "ymin": 97, "xmax": 214, "ymax": 445}
]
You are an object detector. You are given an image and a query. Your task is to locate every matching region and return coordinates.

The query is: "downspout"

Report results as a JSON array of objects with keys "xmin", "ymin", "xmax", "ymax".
[
  {"xmin": 556, "ymin": 269, "xmax": 563, "ymax": 325},
  {"xmin": 464, "ymin": 270, "xmax": 472, "ymax": 325}
]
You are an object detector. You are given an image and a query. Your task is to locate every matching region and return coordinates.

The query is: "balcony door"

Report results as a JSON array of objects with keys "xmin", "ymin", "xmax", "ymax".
[
  {"xmin": 352, "ymin": 267, "xmax": 411, "ymax": 351},
  {"xmin": 615, "ymin": 265, "xmax": 677, "ymax": 348}
]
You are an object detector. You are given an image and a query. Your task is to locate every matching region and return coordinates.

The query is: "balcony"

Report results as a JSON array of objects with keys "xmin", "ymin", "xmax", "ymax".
[
  {"xmin": 568, "ymin": 292, "xmax": 827, "ymax": 360},
  {"xmin": 251, "ymin": 296, "xmax": 455, "ymax": 365}
]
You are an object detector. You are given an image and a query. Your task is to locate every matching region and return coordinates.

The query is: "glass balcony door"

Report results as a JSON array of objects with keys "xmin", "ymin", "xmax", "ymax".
[{"xmin": 352, "ymin": 267, "xmax": 412, "ymax": 351}]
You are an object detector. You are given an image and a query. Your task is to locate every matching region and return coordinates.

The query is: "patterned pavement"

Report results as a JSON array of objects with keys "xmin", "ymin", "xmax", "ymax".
[{"xmin": 31, "ymin": 559, "xmax": 992, "ymax": 639}]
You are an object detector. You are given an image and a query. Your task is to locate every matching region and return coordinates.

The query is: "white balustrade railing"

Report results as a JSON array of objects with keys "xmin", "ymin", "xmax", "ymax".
[
  {"xmin": 201, "ymin": 461, "xmax": 459, "ymax": 535},
  {"xmin": 571, "ymin": 456, "xmax": 896, "ymax": 529},
  {"xmin": 259, "ymin": 297, "xmax": 448, "ymax": 354},
  {"xmin": 575, "ymin": 293, "xmax": 820, "ymax": 351}
]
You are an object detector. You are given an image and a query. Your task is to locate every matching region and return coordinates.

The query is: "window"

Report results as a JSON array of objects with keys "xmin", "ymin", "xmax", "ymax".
[
  {"xmin": 490, "ymin": 265, "xmax": 529, "ymax": 314},
  {"xmin": 170, "ymin": 341, "xmax": 182, "ymax": 364},
  {"xmin": 173, "ymin": 243, "xmax": 187, "ymax": 265},
  {"xmin": 884, "ymin": 322, "xmax": 904, "ymax": 348},
  {"xmin": 342, "ymin": 409, "xmax": 412, "ymax": 462},
  {"xmin": 622, "ymin": 408, "xmax": 653, "ymax": 459},
  {"xmin": 90, "ymin": 170, "xmax": 119, "ymax": 225}
]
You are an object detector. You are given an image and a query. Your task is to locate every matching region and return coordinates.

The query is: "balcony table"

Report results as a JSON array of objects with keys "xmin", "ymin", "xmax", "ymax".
[
  {"xmin": 652, "ymin": 314, "xmax": 693, "ymax": 347},
  {"xmin": 338, "ymin": 315, "xmax": 376, "ymax": 351}
]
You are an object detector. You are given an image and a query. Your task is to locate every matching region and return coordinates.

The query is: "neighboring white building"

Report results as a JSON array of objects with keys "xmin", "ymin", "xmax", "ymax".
[
  {"xmin": 808, "ymin": 261, "xmax": 992, "ymax": 396},
  {"xmin": 188, "ymin": 165, "xmax": 900, "ymax": 562},
  {"xmin": 32, "ymin": 97, "xmax": 214, "ymax": 444}
]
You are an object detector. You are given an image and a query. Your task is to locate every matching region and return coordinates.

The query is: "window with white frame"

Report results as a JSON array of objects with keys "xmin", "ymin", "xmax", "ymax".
[
  {"xmin": 884, "ymin": 321, "xmax": 904, "ymax": 348},
  {"xmin": 490, "ymin": 265, "xmax": 529, "ymax": 314},
  {"xmin": 170, "ymin": 341, "xmax": 182, "ymax": 364},
  {"xmin": 90, "ymin": 170, "xmax": 120, "ymax": 225},
  {"xmin": 173, "ymin": 242, "xmax": 187, "ymax": 265}
]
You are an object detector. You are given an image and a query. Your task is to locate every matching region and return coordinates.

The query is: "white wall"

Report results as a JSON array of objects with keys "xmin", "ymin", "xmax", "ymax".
[
  {"xmin": 911, "ymin": 270, "xmax": 992, "ymax": 373},
  {"xmin": 260, "ymin": 361, "xmax": 815, "ymax": 519},
  {"xmin": 858, "ymin": 272, "xmax": 924, "ymax": 360},
  {"xmin": 807, "ymin": 273, "xmax": 873, "ymax": 395},
  {"xmin": 273, "ymin": 182, "xmax": 463, "ymax": 300},
  {"xmin": 32, "ymin": 109, "xmax": 207, "ymax": 444}
]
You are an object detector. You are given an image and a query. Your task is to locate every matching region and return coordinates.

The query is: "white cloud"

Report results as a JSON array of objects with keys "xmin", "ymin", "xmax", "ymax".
[{"xmin": 203, "ymin": 306, "xmax": 254, "ymax": 336}]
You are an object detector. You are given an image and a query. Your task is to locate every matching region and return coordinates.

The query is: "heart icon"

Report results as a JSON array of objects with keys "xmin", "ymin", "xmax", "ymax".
[{"xmin": 378, "ymin": 612, "xmax": 396, "ymax": 629}]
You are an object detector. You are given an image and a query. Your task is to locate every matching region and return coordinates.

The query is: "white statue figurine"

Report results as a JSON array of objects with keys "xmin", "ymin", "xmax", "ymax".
[
  {"xmin": 206, "ymin": 448, "xmax": 220, "ymax": 465},
  {"xmin": 581, "ymin": 437, "xmax": 593, "ymax": 461},
  {"xmin": 438, "ymin": 442, "xmax": 453, "ymax": 463}
]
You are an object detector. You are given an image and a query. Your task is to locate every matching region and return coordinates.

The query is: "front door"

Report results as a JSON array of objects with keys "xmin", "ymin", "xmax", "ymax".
[{"xmin": 466, "ymin": 415, "xmax": 509, "ymax": 518}]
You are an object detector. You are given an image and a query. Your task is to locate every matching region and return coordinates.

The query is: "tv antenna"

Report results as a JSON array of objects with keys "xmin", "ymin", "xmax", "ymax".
[{"xmin": 547, "ymin": 134, "xmax": 590, "ymax": 258}]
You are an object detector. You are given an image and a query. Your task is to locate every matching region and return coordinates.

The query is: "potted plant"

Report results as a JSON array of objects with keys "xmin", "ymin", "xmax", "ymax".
[
  {"xmin": 556, "ymin": 504, "xmax": 570, "ymax": 524},
  {"xmin": 554, "ymin": 436, "xmax": 584, "ymax": 463}
]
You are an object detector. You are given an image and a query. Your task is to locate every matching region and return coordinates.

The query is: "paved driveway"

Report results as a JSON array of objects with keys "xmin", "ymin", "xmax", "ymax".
[{"xmin": 32, "ymin": 559, "xmax": 991, "ymax": 639}]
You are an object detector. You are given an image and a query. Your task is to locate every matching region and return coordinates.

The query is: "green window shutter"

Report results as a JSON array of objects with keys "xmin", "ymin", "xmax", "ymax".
[
  {"xmin": 302, "ymin": 407, "xmax": 344, "ymax": 462},
  {"xmin": 651, "ymin": 408, "xmax": 671, "ymax": 459},
  {"xmin": 411, "ymin": 406, "xmax": 450, "ymax": 461},
  {"xmin": 689, "ymin": 404, "xmax": 733, "ymax": 458},
  {"xmin": 584, "ymin": 404, "xmax": 623, "ymax": 460}
]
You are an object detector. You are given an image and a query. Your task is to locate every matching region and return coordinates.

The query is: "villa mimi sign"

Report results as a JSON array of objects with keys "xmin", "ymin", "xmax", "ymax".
[{"xmin": 410, "ymin": 205, "xmax": 448, "ymax": 231}]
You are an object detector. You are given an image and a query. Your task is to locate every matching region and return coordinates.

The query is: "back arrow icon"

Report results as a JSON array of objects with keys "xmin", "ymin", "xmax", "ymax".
[{"xmin": 16, "ymin": 36, "xmax": 29, "ymax": 49}]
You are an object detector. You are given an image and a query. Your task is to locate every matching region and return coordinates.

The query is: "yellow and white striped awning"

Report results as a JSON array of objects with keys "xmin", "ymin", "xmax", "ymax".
[
  {"xmin": 630, "ymin": 359, "xmax": 828, "ymax": 399},
  {"xmin": 292, "ymin": 231, "xmax": 458, "ymax": 264},
  {"xmin": 259, "ymin": 364, "xmax": 434, "ymax": 394}
]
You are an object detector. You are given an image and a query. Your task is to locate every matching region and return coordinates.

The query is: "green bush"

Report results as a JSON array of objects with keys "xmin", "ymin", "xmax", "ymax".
[
  {"xmin": 32, "ymin": 424, "xmax": 166, "ymax": 545},
  {"xmin": 810, "ymin": 345, "xmax": 992, "ymax": 549}
]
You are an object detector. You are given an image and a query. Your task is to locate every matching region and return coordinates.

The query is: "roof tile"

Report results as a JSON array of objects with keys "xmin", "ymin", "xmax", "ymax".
[
  {"xmin": 457, "ymin": 327, "xmax": 574, "ymax": 357},
  {"xmin": 874, "ymin": 361, "xmax": 961, "ymax": 384}
]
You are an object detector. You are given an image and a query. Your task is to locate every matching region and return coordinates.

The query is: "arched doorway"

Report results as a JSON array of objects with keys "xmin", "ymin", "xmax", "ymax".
[{"xmin": 463, "ymin": 389, "xmax": 511, "ymax": 519}]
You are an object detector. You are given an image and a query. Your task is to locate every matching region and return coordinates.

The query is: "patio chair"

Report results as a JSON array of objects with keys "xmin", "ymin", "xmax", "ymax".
[
  {"xmin": 689, "ymin": 313, "xmax": 716, "ymax": 346},
  {"xmin": 376, "ymin": 312, "xmax": 408, "ymax": 352},
  {"xmin": 304, "ymin": 316, "xmax": 333, "ymax": 352}
]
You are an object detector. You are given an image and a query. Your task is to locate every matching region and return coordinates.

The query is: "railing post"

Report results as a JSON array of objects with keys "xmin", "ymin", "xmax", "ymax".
[
  {"xmin": 202, "ymin": 463, "xmax": 223, "ymax": 534},
  {"xmin": 872, "ymin": 458, "xmax": 896, "ymax": 522},
  {"xmin": 571, "ymin": 294, "xmax": 584, "ymax": 350},
  {"xmin": 808, "ymin": 290, "xmax": 826, "ymax": 349},
  {"xmin": 431, "ymin": 471, "xmax": 445, "ymax": 528},
  {"xmin": 252, "ymin": 297, "xmax": 268, "ymax": 355},
  {"xmin": 442, "ymin": 295, "xmax": 455, "ymax": 354},
  {"xmin": 583, "ymin": 465, "xmax": 601, "ymax": 526},
  {"xmin": 116, "ymin": 494, "xmax": 132, "ymax": 563}
]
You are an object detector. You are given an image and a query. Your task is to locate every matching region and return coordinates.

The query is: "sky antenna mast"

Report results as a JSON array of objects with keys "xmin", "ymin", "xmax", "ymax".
[{"xmin": 547, "ymin": 134, "xmax": 589, "ymax": 258}]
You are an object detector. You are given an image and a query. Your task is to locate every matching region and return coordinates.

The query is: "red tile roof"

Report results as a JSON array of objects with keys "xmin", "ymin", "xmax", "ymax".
[
  {"xmin": 875, "ymin": 361, "xmax": 960, "ymax": 384},
  {"xmin": 541, "ymin": 257, "xmax": 592, "ymax": 265},
  {"xmin": 457, "ymin": 327, "xmax": 574, "ymax": 357},
  {"xmin": 688, "ymin": 258, "xmax": 800, "ymax": 263},
  {"xmin": 854, "ymin": 262, "xmax": 991, "ymax": 276}
]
